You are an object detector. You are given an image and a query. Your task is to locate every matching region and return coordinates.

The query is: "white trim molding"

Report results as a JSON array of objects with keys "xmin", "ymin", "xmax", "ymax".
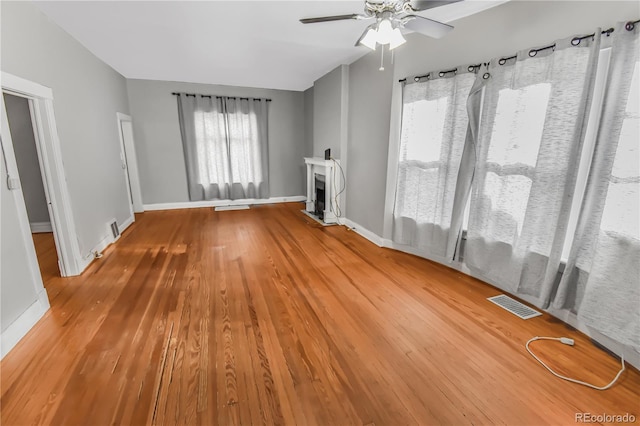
[
  {"xmin": 342, "ymin": 218, "xmax": 385, "ymax": 247},
  {"xmin": 143, "ymin": 195, "xmax": 306, "ymax": 211},
  {"xmin": 1, "ymin": 295, "xmax": 49, "ymax": 359},
  {"xmin": 119, "ymin": 214, "xmax": 135, "ymax": 235},
  {"xmin": 116, "ymin": 113, "xmax": 144, "ymax": 213},
  {"xmin": 30, "ymin": 221, "xmax": 53, "ymax": 233},
  {"xmin": 1, "ymin": 72, "xmax": 52, "ymax": 99}
]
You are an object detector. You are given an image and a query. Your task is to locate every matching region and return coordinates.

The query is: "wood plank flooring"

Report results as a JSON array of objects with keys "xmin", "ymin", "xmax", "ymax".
[{"xmin": 2, "ymin": 203, "xmax": 639, "ymax": 425}]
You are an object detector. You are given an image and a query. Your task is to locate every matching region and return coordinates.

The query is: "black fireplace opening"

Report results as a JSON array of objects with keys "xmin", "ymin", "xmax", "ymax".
[{"xmin": 314, "ymin": 175, "xmax": 325, "ymax": 220}]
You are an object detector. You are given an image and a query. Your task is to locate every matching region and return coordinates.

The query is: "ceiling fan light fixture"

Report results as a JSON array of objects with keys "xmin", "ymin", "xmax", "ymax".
[
  {"xmin": 360, "ymin": 28, "xmax": 378, "ymax": 50},
  {"xmin": 389, "ymin": 28, "xmax": 406, "ymax": 49},
  {"xmin": 376, "ymin": 18, "xmax": 394, "ymax": 44}
]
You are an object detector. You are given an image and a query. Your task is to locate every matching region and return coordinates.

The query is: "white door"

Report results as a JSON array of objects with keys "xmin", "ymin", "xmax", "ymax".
[{"xmin": 116, "ymin": 113, "xmax": 143, "ymax": 213}]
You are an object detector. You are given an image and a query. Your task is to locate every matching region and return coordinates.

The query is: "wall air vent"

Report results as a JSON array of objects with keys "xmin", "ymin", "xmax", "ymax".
[
  {"xmin": 487, "ymin": 294, "xmax": 542, "ymax": 320},
  {"xmin": 109, "ymin": 220, "xmax": 120, "ymax": 240},
  {"xmin": 214, "ymin": 205, "xmax": 250, "ymax": 211}
]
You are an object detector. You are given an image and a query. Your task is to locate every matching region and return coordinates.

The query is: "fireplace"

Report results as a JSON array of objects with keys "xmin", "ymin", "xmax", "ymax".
[
  {"xmin": 304, "ymin": 157, "xmax": 339, "ymax": 224},
  {"xmin": 314, "ymin": 175, "xmax": 326, "ymax": 220}
]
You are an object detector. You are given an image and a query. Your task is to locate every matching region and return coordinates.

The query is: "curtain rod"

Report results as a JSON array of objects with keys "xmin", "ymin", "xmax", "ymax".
[
  {"xmin": 400, "ymin": 65, "xmax": 483, "ymax": 83},
  {"xmin": 398, "ymin": 24, "xmax": 630, "ymax": 84},
  {"xmin": 171, "ymin": 92, "xmax": 272, "ymax": 102}
]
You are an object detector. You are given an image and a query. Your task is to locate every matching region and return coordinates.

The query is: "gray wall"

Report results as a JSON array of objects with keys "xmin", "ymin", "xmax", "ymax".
[
  {"xmin": 312, "ymin": 65, "xmax": 346, "ymax": 159},
  {"xmin": 1, "ymin": 148, "xmax": 41, "ymax": 333},
  {"xmin": 1, "ymin": 1, "xmax": 132, "ymax": 257},
  {"xmin": 346, "ymin": 53, "xmax": 393, "ymax": 236},
  {"xmin": 3, "ymin": 94, "xmax": 50, "ymax": 225},
  {"xmin": 125, "ymin": 79, "xmax": 306, "ymax": 205},
  {"xmin": 304, "ymin": 87, "xmax": 314, "ymax": 158},
  {"xmin": 339, "ymin": 0, "xmax": 640, "ymax": 237}
]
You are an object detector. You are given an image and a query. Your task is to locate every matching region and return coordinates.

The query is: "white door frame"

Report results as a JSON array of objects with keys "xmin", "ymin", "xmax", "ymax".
[
  {"xmin": 116, "ymin": 113, "xmax": 144, "ymax": 213},
  {"xmin": 1, "ymin": 72, "xmax": 84, "ymax": 277}
]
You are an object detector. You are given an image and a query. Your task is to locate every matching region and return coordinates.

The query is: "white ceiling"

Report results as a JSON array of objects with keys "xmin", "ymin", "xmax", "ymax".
[{"xmin": 34, "ymin": 1, "xmax": 508, "ymax": 91}]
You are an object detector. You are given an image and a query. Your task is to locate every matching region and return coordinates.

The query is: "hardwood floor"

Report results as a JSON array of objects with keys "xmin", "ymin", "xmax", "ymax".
[
  {"xmin": 2, "ymin": 203, "xmax": 639, "ymax": 425},
  {"xmin": 32, "ymin": 232, "xmax": 60, "ymax": 282}
]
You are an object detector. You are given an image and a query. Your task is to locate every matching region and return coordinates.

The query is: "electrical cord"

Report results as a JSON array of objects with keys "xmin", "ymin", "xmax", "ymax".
[
  {"xmin": 526, "ymin": 336, "xmax": 625, "ymax": 390},
  {"xmin": 330, "ymin": 158, "xmax": 346, "ymax": 225}
]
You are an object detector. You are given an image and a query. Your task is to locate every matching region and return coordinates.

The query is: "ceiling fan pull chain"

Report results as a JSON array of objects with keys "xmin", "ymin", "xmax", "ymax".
[{"xmin": 379, "ymin": 44, "xmax": 385, "ymax": 71}]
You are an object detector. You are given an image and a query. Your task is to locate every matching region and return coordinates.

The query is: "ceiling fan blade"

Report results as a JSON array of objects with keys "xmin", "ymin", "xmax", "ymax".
[
  {"xmin": 403, "ymin": 15, "xmax": 453, "ymax": 39},
  {"xmin": 300, "ymin": 14, "xmax": 363, "ymax": 24},
  {"xmin": 408, "ymin": 0, "xmax": 463, "ymax": 12}
]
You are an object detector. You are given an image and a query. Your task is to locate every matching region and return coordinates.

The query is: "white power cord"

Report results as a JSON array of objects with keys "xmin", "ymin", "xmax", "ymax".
[
  {"xmin": 330, "ymin": 158, "xmax": 346, "ymax": 225},
  {"xmin": 526, "ymin": 336, "xmax": 626, "ymax": 390}
]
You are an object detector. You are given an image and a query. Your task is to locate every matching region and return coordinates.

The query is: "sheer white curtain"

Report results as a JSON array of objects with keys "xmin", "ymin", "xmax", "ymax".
[
  {"xmin": 459, "ymin": 33, "xmax": 600, "ymax": 307},
  {"xmin": 392, "ymin": 68, "xmax": 475, "ymax": 260},
  {"xmin": 177, "ymin": 94, "xmax": 269, "ymax": 201},
  {"xmin": 554, "ymin": 23, "xmax": 639, "ymax": 348}
]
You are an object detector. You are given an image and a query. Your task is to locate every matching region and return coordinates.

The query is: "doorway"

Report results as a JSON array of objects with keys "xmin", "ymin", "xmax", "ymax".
[
  {"xmin": 3, "ymin": 93, "xmax": 60, "ymax": 280},
  {"xmin": 1, "ymin": 71, "xmax": 84, "ymax": 277},
  {"xmin": 116, "ymin": 113, "xmax": 143, "ymax": 217}
]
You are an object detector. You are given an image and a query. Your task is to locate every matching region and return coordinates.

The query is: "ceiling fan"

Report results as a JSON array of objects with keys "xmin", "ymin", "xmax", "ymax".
[{"xmin": 300, "ymin": 0, "xmax": 461, "ymax": 51}]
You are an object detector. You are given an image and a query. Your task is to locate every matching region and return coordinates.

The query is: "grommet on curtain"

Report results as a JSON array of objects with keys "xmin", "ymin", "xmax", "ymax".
[
  {"xmin": 426, "ymin": 73, "xmax": 431, "ymax": 80},
  {"xmin": 439, "ymin": 71, "xmax": 445, "ymax": 77},
  {"xmin": 414, "ymin": 76, "xmax": 420, "ymax": 82},
  {"xmin": 483, "ymin": 72, "xmax": 491, "ymax": 80},
  {"xmin": 468, "ymin": 65, "xmax": 475, "ymax": 72},
  {"xmin": 529, "ymin": 49, "xmax": 538, "ymax": 57},
  {"xmin": 625, "ymin": 21, "xmax": 636, "ymax": 31},
  {"xmin": 499, "ymin": 58, "xmax": 507, "ymax": 65},
  {"xmin": 571, "ymin": 37, "xmax": 581, "ymax": 46}
]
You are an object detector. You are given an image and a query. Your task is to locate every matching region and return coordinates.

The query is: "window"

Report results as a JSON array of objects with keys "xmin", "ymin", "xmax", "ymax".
[
  {"xmin": 462, "ymin": 36, "xmax": 600, "ymax": 305},
  {"xmin": 401, "ymin": 97, "xmax": 448, "ymax": 164},
  {"xmin": 480, "ymin": 84, "xmax": 551, "ymax": 240},
  {"xmin": 177, "ymin": 95, "xmax": 269, "ymax": 201},
  {"xmin": 600, "ymin": 62, "xmax": 639, "ymax": 240},
  {"xmin": 392, "ymin": 72, "xmax": 475, "ymax": 258}
]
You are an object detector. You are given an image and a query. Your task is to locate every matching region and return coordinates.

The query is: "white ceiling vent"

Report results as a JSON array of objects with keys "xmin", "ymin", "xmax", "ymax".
[{"xmin": 487, "ymin": 294, "xmax": 542, "ymax": 320}]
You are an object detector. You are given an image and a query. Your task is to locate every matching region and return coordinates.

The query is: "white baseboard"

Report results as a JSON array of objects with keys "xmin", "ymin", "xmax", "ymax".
[
  {"xmin": 78, "ymin": 232, "xmax": 112, "ymax": 272},
  {"xmin": 78, "ymin": 217, "xmax": 135, "ymax": 272},
  {"xmin": 1, "ymin": 295, "xmax": 49, "ymax": 359},
  {"xmin": 119, "ymin": 215, "xmax": 135, "ymax": 234},
  {"xmin": 30, "ymin": 221, "xmax": 52, "ymax": 233},
  {"xmin": 342, "ymin": 218, "xmax": 385, "ymax": 247},
  {"xmin": 143, "ymin": 195, "xmax": 306, "ymax": 211},
  {"xmin": 381, "ymin": 238, "xmax": 459, "ymax": 268}
]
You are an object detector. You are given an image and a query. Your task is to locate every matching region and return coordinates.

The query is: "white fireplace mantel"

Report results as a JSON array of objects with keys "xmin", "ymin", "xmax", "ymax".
[{"xmin": 304, "ymin": 157, "xmax": 339, "ymax": 224}]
